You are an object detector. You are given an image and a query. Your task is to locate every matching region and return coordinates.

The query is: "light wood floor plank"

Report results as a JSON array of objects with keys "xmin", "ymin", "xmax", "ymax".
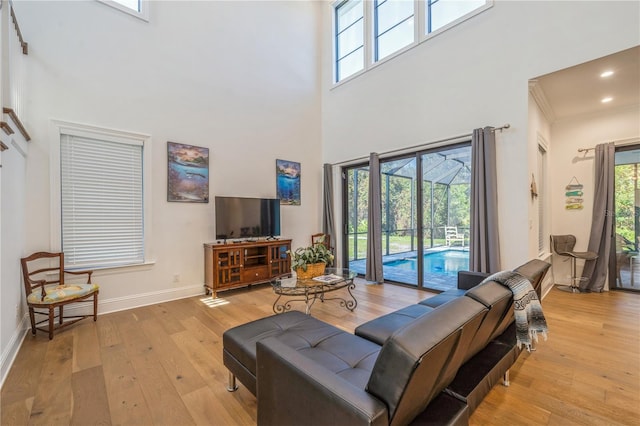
[
  {"xmin": 28, "ymin": 334, "xmax": 74, "ymax": 425},
  {"xmin": 100, "ymin": 344, "xmax": 154, "ymax": 426},
  {"xmin": 70, "ymin": 365, "xmax": 111, "ymax": 426},
  {"xmin": 2, "ymin": 280, "xmax": 638, "ymax": 425}
]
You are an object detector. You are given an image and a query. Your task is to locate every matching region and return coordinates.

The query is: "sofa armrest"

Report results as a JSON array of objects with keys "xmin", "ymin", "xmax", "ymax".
[
  {"xmin": 256, "ymin": 337, "xmax": 389, "ymax": 426},
  {"xmin": 457, "ymin": 271, "xmax": 490, "ymax": 290}
]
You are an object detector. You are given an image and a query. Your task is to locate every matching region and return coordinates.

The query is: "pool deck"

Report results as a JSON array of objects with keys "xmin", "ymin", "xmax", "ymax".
[{"xmin": 349, "ymin": 246, "xmax": 469, "ymax": 292}]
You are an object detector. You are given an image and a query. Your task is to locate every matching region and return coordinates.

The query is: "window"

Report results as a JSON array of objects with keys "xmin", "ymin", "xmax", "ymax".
[
  {"xmin": 426, "ymin": 0, "xmax": 487, "ymax": 33},
  {"xmin": 335, "ymin": 0, "xmax": 365, "ymax": 82},
  {"xmin": 333, "ymin": 0, "xmax": 491, "ymax": 83},
  {"xmin": 374, "ymin": 0, "xmax": 414, "ymax": 61},
  {"xmin": 98, "ymin": 0, "xmax": 149, "ymax": 21},
  {"xmin": 52, "ymin": 122, "xmax": 151, "ymax": 269}
]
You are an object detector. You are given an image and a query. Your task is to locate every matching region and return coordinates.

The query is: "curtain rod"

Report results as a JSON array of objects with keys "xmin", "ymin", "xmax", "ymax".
[
  {"xmin": 577, "ymin": 137, "xmax": 640, "ymax": 153},
  {"xmin": 331, "ymin": 124, "xmax": 510, "ymax": 166}
]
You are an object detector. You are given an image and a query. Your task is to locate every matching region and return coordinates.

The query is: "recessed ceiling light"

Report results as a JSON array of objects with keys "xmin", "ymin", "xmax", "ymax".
[
  {"xmin": 600, "ymin": 70, "xmax": 614, "ymax": 78},
  {"xmin": 601, "ymin": 97, "xmax": 613, "ymax": 103}
]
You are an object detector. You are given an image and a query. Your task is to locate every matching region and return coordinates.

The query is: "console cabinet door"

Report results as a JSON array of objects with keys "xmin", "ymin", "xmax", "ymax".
[
  {"xmin": 269, "ymin": 242, "xmax": 291, "ymax": 276},
  {"xmin": 215, "ymin": 248, "xmax": 242, "ymax": 288}
]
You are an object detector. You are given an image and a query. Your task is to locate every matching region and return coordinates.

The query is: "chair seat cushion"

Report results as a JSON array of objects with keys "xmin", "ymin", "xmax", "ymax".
[{"xmin": 27, "ymin": 283, "xmax": 99, "ymax": 304}]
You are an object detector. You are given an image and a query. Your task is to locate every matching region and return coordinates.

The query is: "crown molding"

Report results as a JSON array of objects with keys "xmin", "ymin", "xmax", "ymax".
[{"xmin": 529, "ymin": 80, "xmax": 556, "ymax": 123}]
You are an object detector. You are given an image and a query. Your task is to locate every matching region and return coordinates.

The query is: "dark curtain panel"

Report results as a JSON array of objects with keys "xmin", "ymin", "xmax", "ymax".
[
  {"xmin": 470, "ymin": 127, "xmax": 501, "ymax": 273},
  {"xmin": 580, "ymin": 142, "xmax": 615, "ymax": 292},
  {"xmin": 322, "ymin": 163, "xmax": 335, "ymax": 250},
  {"xmin": 365, "ymin": 153, "xmax": 383, "ymax": 283}
]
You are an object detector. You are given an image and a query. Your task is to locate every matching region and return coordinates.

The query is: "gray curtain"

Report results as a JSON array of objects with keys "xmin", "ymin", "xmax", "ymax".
[
  {"xmin": 580, "ymin": 142, "xmax": 615, "ymax": 292},
  {"xmin": 365, "ymin": 153, "xmax": 384, "ymax": 283},
  {"xmin": 322, "ymin": 163, "xmax": 335, "ymax": 250},
  {"xmin": 470, "ymin": 127, "xmax": 501, "ymax": 273}
]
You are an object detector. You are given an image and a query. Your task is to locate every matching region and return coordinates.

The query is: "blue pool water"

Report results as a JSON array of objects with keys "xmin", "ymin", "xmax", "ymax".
[{"xmin": 384, "ymin": 250, "xmax": 469, "ymax": 276}]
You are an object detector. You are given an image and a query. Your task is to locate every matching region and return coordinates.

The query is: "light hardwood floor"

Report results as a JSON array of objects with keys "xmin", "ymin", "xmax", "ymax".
[{"xmin": 1, "ymin": 280, "xmax": 639, "ymax": 425}]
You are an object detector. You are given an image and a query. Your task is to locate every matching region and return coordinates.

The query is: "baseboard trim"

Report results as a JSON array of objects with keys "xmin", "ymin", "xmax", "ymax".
[
  {"xmin": 0, "ymin": 284, "xmax": 206, "ymax": 387},
  {"xmin": 0, "ymin": 316, "xmax": 28, "ymax": 389},
  {"xmin": 97, "ymin": 284, "xmax": 206, "ymax": 315}
]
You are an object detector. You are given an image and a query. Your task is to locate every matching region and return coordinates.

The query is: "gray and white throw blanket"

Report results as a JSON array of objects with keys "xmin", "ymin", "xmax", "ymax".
[{"xmin": 482, "ymin": 270, "xmax": 548, "ymax": 352}]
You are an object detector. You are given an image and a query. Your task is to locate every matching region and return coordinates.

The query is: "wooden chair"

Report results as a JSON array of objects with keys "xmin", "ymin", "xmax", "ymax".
[
  {"xmin": 444, "ymin": 226, "xmax": 465, "ymax": 247},
  {"xmin": 311, "ymin": 233, "xmax": 331, "ymax": 251},
  {"xmin": 20, "ymin": 252, "xmax": 99, "ymax": 340}
]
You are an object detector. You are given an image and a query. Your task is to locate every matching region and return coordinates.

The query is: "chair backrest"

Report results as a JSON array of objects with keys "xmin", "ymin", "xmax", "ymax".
[
  {"xmin": 21, "ymin": 252, "xmax": 64, "ymax": 297},
  {"xmin": 551, "ymin": 234, "xmax": 576, "ymax": 255},
  {"xmin": 444, "ymin": 226, "xmax": 459, "ymax": 236},
  {"xmin": 311, "ymin": 233, "xmax": 331, "ymax": 250}
]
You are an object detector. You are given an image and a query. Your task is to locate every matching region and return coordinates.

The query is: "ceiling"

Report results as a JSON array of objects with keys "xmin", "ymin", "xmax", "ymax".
[{"xmin": 533, "ymin": 46, "xmax": 639, "ymax": 121}]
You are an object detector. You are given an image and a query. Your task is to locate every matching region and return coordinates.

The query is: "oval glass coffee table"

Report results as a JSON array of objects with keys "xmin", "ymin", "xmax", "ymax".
[{"xmin": 271, "ymin": 268, "xmax": 357, "ymax": 315}]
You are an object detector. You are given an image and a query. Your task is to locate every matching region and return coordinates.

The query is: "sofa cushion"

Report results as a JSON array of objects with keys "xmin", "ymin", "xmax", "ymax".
[
  {"xmin": 223, "ymin": 311, "xmax": 341, "ymax": 377},
  {"xmin": 514, "ymin": 259, "xmax": 550, "ymax": 299},
  {"xmin": 366, "ymin": 296, "xmax": 488, "ymax": 426},
  {"xmin": 223, "ymin": 310, "xmax": 381, "ymax": 395},
  {"xmin": 463, "ymin": 281, "xmax": 514, "ymax": 355},
  {"xmin": 355, "ymin": 304, "xmax": 434, "ymax": 345},
  {"xmin": 418, "ymin": 289, "xmax": 466, "ymax": 308}
]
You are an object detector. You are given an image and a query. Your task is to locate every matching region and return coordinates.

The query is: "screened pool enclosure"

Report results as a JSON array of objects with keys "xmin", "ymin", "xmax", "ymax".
[{"xmin": 345, "ymin": 144, "xmax": 472, "ymax": 291}]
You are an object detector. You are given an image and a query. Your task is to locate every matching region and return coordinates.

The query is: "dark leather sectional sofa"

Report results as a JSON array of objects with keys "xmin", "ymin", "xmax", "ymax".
[{"xmin": 222, "ymin": 259, "xmax": 550, "ymax": 425}]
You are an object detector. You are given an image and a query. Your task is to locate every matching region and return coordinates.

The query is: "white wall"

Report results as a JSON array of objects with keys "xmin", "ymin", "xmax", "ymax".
[
  {"xmin": 1, "ymin": 0, "xmax": 30, "ymax": 386},
  {"xmin": 321, "ymin": 0, "xmax": 640, "ymax": 269},
  {"xmin": 7, "ymin": 1, "xmax": 322, "ymax": 320},
  {"xmin": 549, "ymin": 105, "xmax": 640, "ymax": 286}
]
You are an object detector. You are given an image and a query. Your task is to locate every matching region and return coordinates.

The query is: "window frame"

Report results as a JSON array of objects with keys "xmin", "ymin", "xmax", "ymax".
[
  {"xmin": 334, "ymin": 0, "xmax": 366, "ymax": 83},
  {"xmin": 537, "ymin": 135, "xmax": 549, "ymax": 257},
  {"xmin": 50, "ymin": 120, "xmax": 154, "ymax": 271},
  {"xmin": 332, "ymin": 0, "xmax": 493, "ymax": 85},
  {"xmin": 373, "ymin": 0, "xmax": 416, "ymax": 62},
  {"xmin": 97, "ymin": 0, "xmax": 149, "ymax": 22}
]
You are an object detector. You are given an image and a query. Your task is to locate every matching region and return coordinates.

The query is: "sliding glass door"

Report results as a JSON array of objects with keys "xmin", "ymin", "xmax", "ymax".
[
  {"xmin": 343, "ymin": 143, "xmax": 471, "ymax": 291},
  {"xmin": 610, "ymin": 146, "xmax": 640, "ymax": 292}
]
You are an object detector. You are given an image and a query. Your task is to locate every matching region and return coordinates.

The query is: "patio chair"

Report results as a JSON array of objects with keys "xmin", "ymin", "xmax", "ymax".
[{"xmin": 445, "ymin": 226, "xmax": 465, "ymax": 247}]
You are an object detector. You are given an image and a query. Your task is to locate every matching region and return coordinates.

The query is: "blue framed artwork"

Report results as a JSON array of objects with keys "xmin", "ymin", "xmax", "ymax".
[
  {"xmin": 167, "ymin": 142, "xmax": 209, "ymax": 203},
  {"xmin": 276, "ymin": 159, "xmax": 301, "ymax": 205}
]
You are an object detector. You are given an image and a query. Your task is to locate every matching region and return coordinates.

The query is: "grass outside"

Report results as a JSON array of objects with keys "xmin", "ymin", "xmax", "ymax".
[{"xmin": 348, "ymin": 234, "xmax": 448, "ymax": 260}]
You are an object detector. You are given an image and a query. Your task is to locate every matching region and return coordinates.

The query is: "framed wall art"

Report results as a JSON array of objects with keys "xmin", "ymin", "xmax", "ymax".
[
  {"xmin": 276, "ymin": 159, "xmax": 301, "ymax": 205},
  {"xmin": 168, "ymin": 142, "xmax": 209, "ymax": 203}
]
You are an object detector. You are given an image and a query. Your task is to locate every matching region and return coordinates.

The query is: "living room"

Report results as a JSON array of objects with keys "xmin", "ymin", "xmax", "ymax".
[{"xmin": 1, "ymin": 0, "xmax": 639, "ymax": 424}]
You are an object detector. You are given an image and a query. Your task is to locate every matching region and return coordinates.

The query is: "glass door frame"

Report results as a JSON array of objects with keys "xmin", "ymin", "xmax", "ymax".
[
  {"xmin": 609, "ymin": 143, "xmax": 640, "ymax": 292},
  {"xmin": 341, "ymin": 142, "xmax": 472, "ymax": 291}
]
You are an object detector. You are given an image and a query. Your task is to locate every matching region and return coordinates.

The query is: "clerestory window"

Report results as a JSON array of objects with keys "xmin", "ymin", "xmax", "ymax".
[
  {"xmin": 333, "ymin": 0, "xmax": 492, "ymax": 84},
  {"xmin": 335, "ymin": 0, "xmax": 365, "ymax": 82},
  {"xmin": 98, "ymin": 0, "xmax": 149, "ymax": 21}
]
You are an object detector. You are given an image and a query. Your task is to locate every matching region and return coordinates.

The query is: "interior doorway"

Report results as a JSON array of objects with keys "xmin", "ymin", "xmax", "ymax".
[{"xmin": 610, "ymin": 145, "xmax": 640, "ymax": 292}]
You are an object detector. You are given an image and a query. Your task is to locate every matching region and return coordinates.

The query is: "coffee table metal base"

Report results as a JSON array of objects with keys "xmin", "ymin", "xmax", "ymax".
[{"xmin": 272, "ymin": 282, "xmax": 357, "ymax": 315}]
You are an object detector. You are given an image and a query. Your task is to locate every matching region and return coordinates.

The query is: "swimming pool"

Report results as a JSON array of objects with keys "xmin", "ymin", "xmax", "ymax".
[{"xmin": 383, "ymin": 250, "xmax": 469, "ymax": 276}]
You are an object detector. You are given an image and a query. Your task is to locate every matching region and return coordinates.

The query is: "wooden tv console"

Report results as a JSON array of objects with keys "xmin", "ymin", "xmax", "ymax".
[{"xmin": 203, "ymin": 239, "xmax": 292, "ymax": 297}]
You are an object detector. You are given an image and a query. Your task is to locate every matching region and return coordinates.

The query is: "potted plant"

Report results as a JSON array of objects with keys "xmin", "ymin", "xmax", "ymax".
[{"xmin": 288, "ymin": 241, "xmax": 335, "ymax": 279}]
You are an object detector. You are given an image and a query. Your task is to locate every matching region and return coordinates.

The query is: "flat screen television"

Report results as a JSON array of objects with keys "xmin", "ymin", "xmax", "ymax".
[{"xmin": 215, "ymin": 196, "xmax": 281, "ymax": 240}]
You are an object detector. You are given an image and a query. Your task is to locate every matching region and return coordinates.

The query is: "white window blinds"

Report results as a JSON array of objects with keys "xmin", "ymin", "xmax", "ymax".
[{"xmin": 60, "ymin": 133, "xmax": 144, "ymax": 268}]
